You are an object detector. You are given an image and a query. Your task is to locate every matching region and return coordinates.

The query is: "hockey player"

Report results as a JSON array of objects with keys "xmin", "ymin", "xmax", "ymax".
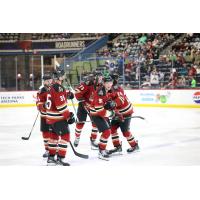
[
  {"xmin": 73, "ymin": 72, "xmax": 103, "ymax": 149},
  {"xmin": 108, "ymin": 73, "xmax": 139, "ymax": 155},
  {"xmin": 90, "ymin": 75, "xmax": 123, "ymax": 160},
  {"xmin": 46, "ymin": 69, "xmax": 75, "ymax": 166},
  {"xmin": 36, "ymin": 72, "xmax": 53, "ymax": 158}
]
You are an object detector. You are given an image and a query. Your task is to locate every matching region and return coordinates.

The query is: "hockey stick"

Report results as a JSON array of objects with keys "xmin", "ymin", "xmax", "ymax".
[
  {"xmin": 127, "ymin": 115, "xmax": 145, "ymax": 120},
  {"xmin": 64, "ymin": 78, "xmax": 78, "ymax": 114},
  {"xmin": 69, "ymin": 141, "xmax": 89, "ymax": 159},
  {"xmin": 110, "ymin": 115, "xmax": 146, "ymax": 121},
  {"xmin": 77, "ymin": 115, "xmax": 146, "ymax": 123},
  {"xmin": 21, "ymin": 112, "xmax": 39, "ymax": 140},
  {"xmin": 64, "ymin": 78, "xmax": 87, "ymax": 125}
]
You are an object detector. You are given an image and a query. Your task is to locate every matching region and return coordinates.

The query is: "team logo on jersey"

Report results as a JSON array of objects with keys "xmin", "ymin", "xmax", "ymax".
[
  {"xmin": 193, "ymin": 91, "xmax": 200, "ymax": 104},
  {"xmin": 98, "ymin": 99, "xmax": 103, "ymax": 104}
]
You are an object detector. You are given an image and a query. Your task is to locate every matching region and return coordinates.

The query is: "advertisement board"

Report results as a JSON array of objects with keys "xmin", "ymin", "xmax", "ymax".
[
  {"xmin": 0, "ymin": 91, "xmax": 37, "ymax": 107},
  {"xmin": 1, "ymin": 90, "xmax": 200, "ymax": 108},
  {"xmin": 126, "ymin": 90, "xmax": 200, "ymax": 108}
]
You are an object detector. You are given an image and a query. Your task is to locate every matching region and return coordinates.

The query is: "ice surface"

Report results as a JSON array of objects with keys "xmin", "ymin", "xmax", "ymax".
[{"xmin": 0, "ymin": 106, "xmax": 200, "ymax": 166}]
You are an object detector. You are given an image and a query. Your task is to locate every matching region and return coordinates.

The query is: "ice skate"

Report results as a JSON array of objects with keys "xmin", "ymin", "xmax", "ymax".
[
  {"xmin": 56, "ymin": 156, "xmax": 70, "ymax": 166},
  {"xmin": 47, "ymin": 155, "xmax": 57, "ymax": 166},
  {"xmin": 42, "ymin": 150, "xmax": 49, "ymax": 158},
  {"xmin": 98, "ymin": 149, "xmax": 110, "ymax": 161},
  {"xmin": 90, "ymin": 137, "xmax": 98, "ymax": 150},
  {"xmin": 73, "ymin": 137, "xmax": 80, "ymax": 147},
  {"xmin": 127, "ymin": 142, "xmax": 139, "ymax": 153},
  {"xmin": 108, "ymin": 145, "xmax": 122, "ymax": 155}
]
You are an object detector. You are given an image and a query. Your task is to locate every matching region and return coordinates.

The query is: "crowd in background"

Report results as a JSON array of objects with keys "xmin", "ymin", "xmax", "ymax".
[
  {"xmin": 0, "ymin": 33, "xmax": 20, "ymax": 41},
  {"xmin": 0, "ymin": 33, "xmax": 200, "ymax": 89},
  {"xmin": 96, "ymin": 33, "xmax": 200, "ymax": 89}
]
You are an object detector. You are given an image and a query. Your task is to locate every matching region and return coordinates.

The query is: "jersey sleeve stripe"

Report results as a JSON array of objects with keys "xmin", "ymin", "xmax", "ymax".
[{"xmin": 56, "ymin": 102, "xmax": 68, "ymax": 110}]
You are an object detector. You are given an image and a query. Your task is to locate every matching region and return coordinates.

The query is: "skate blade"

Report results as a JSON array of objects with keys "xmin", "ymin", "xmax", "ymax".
[
  {"xmin": 98, "ymin": 155, "xmax": 109, "ymax": 161},
  {"xmin": 57, "ymin": 163, "xmax": 70, "ymax": 166},
  {"xmin": 47, "ymin": 162, "xmax": 57, "ymax": 166},
  {"xmin": 91, "ymin": 146, "xmax": 98, "ymax": 150},
  {"xmin": 98, "ymin": 157, "xmax": 109, "ymax": 161},
  {"xmin": 127, "ymin": 149, "xmax": 140, "ymax": 154}
]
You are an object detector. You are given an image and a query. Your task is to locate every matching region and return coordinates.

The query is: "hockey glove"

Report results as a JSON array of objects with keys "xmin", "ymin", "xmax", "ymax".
[
  {"xmin": 67, "ymin": 91, "xmax": 74, "ymax": 99},
  {"xmin": 104, "ymin": 100, "xmax": 116, "ymax": 110},
  {"xmin": 68, "ymin": 112, "xmax": 75, "ymax": 124}
]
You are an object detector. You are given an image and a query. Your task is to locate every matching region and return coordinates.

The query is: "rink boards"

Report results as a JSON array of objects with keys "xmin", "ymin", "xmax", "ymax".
[{"xmin": 0, "ymin": 89, "xmax": 200, "ymax": 108}]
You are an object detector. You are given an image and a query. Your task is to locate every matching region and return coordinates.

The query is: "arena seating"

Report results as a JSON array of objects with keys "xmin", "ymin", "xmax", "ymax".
[
  {"xmin": 0, "ymin": 33, "xmax": 200, "ymax": 90},
  {"xmin": 0, "ymin": 33, "xmax": 20, "ymax": 41},
  {"xmin": 94, "ymin": 33, "xmax": 200, "ymax": 89}
]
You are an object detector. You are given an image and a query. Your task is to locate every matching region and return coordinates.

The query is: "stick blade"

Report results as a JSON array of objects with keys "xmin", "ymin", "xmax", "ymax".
[
  {"xmin": 133, "ymin": 116, "xmax": 146, "ymax": 120},
  {"xmin": 21, "ymin": 136, "xmax": 29, "ymax": 140},
  {"xmin": 69, "ymin": 142, "xmax": 89, "ymax": 159},
  {"xmin": 74, "ymin": 152, "xmax": 89, "ymax": 159}
]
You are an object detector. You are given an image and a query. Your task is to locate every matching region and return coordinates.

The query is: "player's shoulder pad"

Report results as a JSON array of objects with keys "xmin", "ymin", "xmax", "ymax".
[{"xmin": 52, "ymin": 83, "xmax": 65, "ymax": 92}]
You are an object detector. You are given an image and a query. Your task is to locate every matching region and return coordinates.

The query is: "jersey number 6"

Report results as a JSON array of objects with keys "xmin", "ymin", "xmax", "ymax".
[{"xmin": 46, "ymin": 94, "xmax": 52, "ymax": 110}]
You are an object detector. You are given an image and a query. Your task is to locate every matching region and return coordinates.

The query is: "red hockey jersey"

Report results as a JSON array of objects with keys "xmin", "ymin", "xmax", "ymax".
[
  {"xmin": 46, "ymin": 83, "xmax": 70, "ymax": 124},
  {"xmin": 36, "ymin": 86, "xmax": 49, "ymax": 118},
  {"xmin": 111, "ymin": 85, "xmax": 133, "ymax": 116},
  {"xmin": 75, "ymin": 82, "xmax": 96, "ymax": 110},
  {"xmin": 90, "ymin": 87, "xmax": 114, "ymax": 118}
]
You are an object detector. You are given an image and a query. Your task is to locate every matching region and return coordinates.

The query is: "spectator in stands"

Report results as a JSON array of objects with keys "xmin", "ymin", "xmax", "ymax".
[
  {"xmin": 109, "ymin": 62, "xmax": 116, "ymax": 73},
  {"xmin": 179, "ymin": 63, "xmax": 188, "ymax": 77},
  {"xmin": 194, "ymin": 50, "xmax": 200, "ymax": 65},
  {"xmin": 137, "ymin": 53, "xmax": 146, "ymax": 64},
  {"xmin": 177, "ymin": 76, "xmax": 187, "ymax": 88},
  {"xmin": 159, "ymin": 71, "xmax": 165, "ymax": 82},
  {"xmin": 191, "ymin": 77, "xmax": 197, "ymax": 88},
  {"xmin": 139, "ymin": 34, "xmax": 147, "ymax": 45},
  {"xmin": 150, "ymin": 68, "xmax": 159, "ymax": 88},
  {"xmin": 105, "ymin": 60, "xmax": 110, "ymax": 70},
  {"xmin": 176, "ymin": 52, "xmax": 185, "ymax": 65},
  {"xmin": 167, "ymin": 68, "xmax": 178, "ymax": 89},
  {"xmin": 117, "ymin": 56, "xmax": 124, "ymax": 75},
  {"xmin": 196, "ymin": 65, "xmax": 200, "ymax": 74},
  {"xmin": 183, "ymin": 50, "xmax": 193, "ymax": 63},
  {"xmin": 169, "ymin": 51, "xmax": 177, "ymax": 63},
  {"xmin": 195, "ymin": 66, "xmax": 200, "ymax": 87},
  {"xmin": 146, "ymin": 65, "xmax": 152, "ymax": 77},
  {"xmin": 141, "ymin": 76, "xmax": 151, "ymax": 89},
  {"xmin": 188, "ymin": 65, "xmax": 197, "ymax": 78},
  {"xmin": 125, "ymin": 61, "xmax": 134, "ymax": 74}
]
